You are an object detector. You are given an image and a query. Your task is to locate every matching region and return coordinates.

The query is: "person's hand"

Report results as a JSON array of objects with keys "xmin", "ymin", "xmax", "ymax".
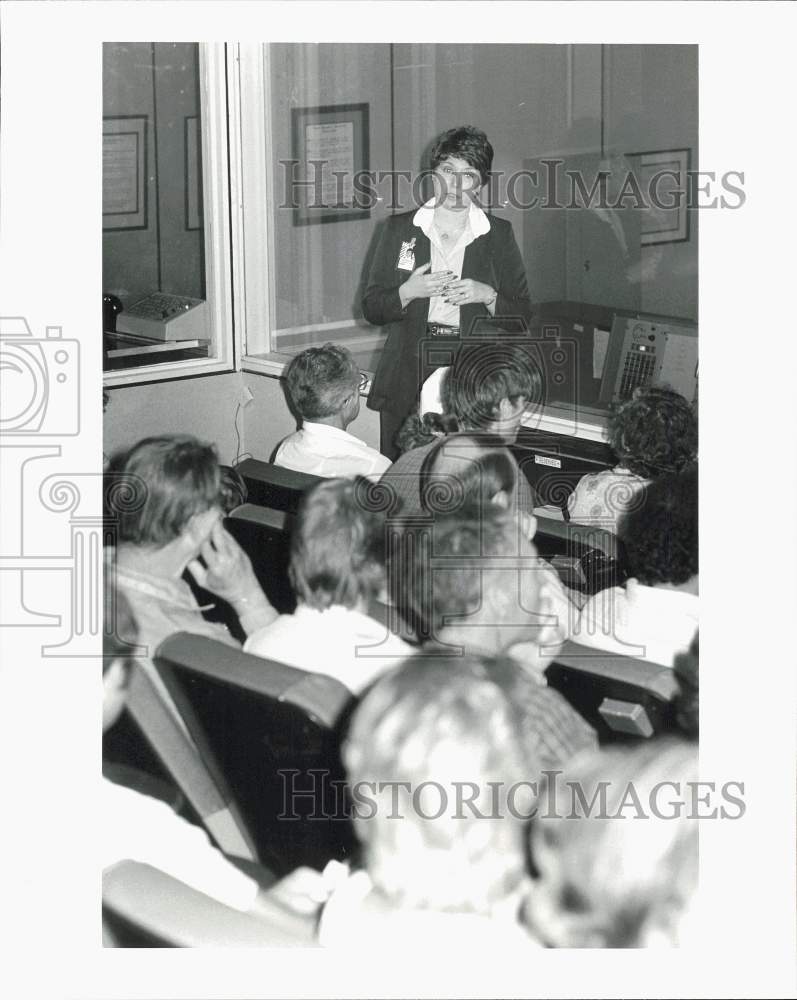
[
  {"xmin": 185, "ymin": 520, "xmax": 260, "ymax": 605},
  {"xmin": 442, "ymin": 277, "xmax": 496, "ymax": 307},
  {"xmin": 263, "ymin": 866, "xmax": 333, "ymax": 918},
  {"xmin": 519, "ymin": 511, "xmax": 538, "ymax": 541},
  {"xmin": 399, "ymin": 262, "xmax": 455, "ymax": 307}
]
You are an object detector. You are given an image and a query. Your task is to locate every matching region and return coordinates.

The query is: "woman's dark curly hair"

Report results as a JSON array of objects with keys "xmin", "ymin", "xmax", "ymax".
[
  {"xmin": 673, "ymin": 631, "xmax": 699, "ymax": 739},
  {"xmin": 429, "ymin": 125, "xmax": 494, "ymax": 186},
  {"xmin": 619, "ymin": 464, "xmax": 698, "ymax": 586},
  {"xmin": 395, "ymin": 409, "xmax": 460, "ymax": 455},
  {"xmin": 608, "ymin": 386, "xmax": 697, "ymax": 479}
]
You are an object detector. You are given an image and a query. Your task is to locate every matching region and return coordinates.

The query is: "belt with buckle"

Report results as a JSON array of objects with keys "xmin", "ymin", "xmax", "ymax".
[{"xmin": 426, "ymin": 323, "xmax": 460, "ymax": 337}]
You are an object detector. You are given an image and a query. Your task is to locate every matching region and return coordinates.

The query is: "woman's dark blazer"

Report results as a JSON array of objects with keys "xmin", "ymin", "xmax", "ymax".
[{"xmin": 362, "ymin": 210, "xmax": 533, "ymax": 420}]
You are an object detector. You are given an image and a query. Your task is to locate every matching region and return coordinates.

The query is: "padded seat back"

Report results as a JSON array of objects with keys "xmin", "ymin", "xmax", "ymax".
[
  {"xmin": 103, "ymin": 861, "xmax": 315, "ymax": 947},
  {"xmin": 512, "ymin": 428, "xmax": 615, "ymax": 509},
  {"xmin": 545, "ymin": 640, "xmax": 680, "ymax": 742},
  {"xmin": 154, "ymin": 632, "xmax": 357, "ymax": 876},
  {"xmin": 224, "ymin": 504, "xmax": 296, "ymax": 615},
  {"xmin": 235, "ymin": 458, "xmax": 322, "ymax": 514}
]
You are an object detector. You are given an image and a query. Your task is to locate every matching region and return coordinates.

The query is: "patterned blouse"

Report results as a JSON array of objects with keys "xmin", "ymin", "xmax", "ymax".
[{"xmin": 566, "ymin": 466, "xmax": 649, "ymax": 534}]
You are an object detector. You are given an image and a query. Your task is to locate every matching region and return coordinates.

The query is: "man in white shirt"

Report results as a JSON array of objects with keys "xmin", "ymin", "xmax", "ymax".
[{"xmin": 275, "ymin": 342, "xmax": 390, "ymax": 480}]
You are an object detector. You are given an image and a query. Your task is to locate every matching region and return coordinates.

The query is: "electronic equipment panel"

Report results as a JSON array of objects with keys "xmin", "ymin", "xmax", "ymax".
[
  {"xmin": 599, "ymin": 313, "xmax": 698, "ymax": 405},
  {"xmin": 116, "ymin": 293, "xmax": 208, "ymax": 342}
]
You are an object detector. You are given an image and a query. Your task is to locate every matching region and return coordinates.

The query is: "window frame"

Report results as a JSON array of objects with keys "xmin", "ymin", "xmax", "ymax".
[{"xmin": 230, "ymin": 43, "xmax": 383, "ymax": 390}]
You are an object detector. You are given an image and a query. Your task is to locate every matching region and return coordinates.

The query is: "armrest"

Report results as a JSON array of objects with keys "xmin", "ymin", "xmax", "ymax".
[
  {"xmin": 103, "ymin": 861, "xmax": 317, "ymax": 947},
  {"xmin": 234, "ymin": 459, "xmax": 322, "ymax": 512},
  {"xmin": 228, "ymin": 502, "xmax": 291, "ymax": 531},
  {"xmin": 534, "ymin": 514, "xmax": 619, "ymax": 559},
  {"xmin": 551, "ymin": 640, "xmax": 679, "ymax": 701}
]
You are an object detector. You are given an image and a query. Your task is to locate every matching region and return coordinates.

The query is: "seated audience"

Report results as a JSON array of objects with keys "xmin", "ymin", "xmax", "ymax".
[
  {"xmin": 316, "ymin": 653, "xmax": 543, "ymax": 947},
  {"xmin": 673, "ymin": 631, "xmax": 699, "ymax": 738},
  {"xmin": 567, "ymin": 386, "xmax": 697, "ymax": 532},
  {"xmin": 108, "ymin": 434, "xmax": 277, "ymax": 655},
  {"xmin": 572, "ymin": 465, "xmax": 698, "ymax": 666},
  {"xmin": 382, "ymin": 341, "xmax": 541, "ymax": 515},
  {"xmin": 244, "ymin": 477, "xmax": 413, "ymax": 693},
  {"xmin": 398, "ymin": 507, "xmax": 595, "ymax": 769},
  {"xmin": 523, "ymin": 739, "xmax": 698, "ymax": 947},
  {"xmin": 275, "ymin": 343, "xmax": 390, "ymax": 479}
]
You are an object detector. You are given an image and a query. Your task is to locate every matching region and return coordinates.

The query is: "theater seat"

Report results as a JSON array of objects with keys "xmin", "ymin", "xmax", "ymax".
[
  {"xmin": 151, "ymin": 632, "xmax": 357, "ymax": 876},
  {"xmin": 234, "ymin": 458, "xmax": 322, "ymax": 514},
  {"xmin": 103, "ymin": 861, "xmax": 316, "ymax": 947},
  {"xmin": 545, "ymin": 640, "xmax": 680, "ymax": 742},
  {"xmin": 225, "ymin": 503, "xmax": 296, "ymax": 615}
]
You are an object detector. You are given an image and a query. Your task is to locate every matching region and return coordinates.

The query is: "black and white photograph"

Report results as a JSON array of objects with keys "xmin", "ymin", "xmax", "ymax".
[{"xmin": 0, "ymin": 2, "xmax": 795, "ymax": 999}]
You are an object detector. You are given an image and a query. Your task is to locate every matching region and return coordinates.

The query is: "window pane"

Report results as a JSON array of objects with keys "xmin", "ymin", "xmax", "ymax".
[
  {"xmin": 267, "ymin": 43, "xmax": 391, "ymax": 375},
  {"xmin": 103, "ymin": 42, "xmax": 211, "ymax": 372},
  {"xmin": 260, "ymin": 42, "xmax": 697, "ymax": 394}
]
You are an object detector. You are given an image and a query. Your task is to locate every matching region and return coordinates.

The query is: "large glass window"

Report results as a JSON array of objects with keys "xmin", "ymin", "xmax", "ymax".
[
  {"xmin": 239, "ymin": 43, "xmax": 698, "ymax": 397},
  {"xmin": 102, "ymin": 43, "xmax": 234, "ymax": 384}
]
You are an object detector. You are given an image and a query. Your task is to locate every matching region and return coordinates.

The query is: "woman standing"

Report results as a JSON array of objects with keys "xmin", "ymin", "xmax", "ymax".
[{"xmin": 362, "ymin": 125, "xmax": 533, "ymax": 459}]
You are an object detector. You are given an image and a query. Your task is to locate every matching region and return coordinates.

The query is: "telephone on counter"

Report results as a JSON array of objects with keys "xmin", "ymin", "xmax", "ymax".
[{"xmin": 116, "ymin": 292, "xmax": 208, "ymax": 342}]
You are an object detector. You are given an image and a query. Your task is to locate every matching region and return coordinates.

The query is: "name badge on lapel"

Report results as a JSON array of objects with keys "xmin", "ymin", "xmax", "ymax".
[{"xmin": 397, "ymin": 238, "xmax": 416, "ymax": 271}]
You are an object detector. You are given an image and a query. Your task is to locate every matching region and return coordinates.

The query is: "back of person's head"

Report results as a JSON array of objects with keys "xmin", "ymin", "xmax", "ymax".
[
  {"xmin": 110, "ymin": 434, "xmax": 221, "ymax": 547},
  {"xmin": 429, "ymin": 125, "xmax": 494, "ymax": 186},
  {"xmin": 283, "ymin": 342, "xmax": 360, "ymax": 421},
  {"xmin": 608, "ymin": 386, "xmax": 697, "ymax": 479},
  {"xmin": 289, "ymin": 476, "xmax": 386, "ymax": 611},
  {"xmin": 419, "ymin": 432, "xmax": 519, "ymax": 516},
  {"xmin": 525, "ymin": 738, "xmax": 698, "ymax": 947},
  {"xmin": 404, "ymin": 506, "xmax": 520, "ymax": 638},
  {"xmin": 446, "ymin": 342, "xmax": 541, "ymax": 429},
  {"xmin": 395, "ymin": 409, "xmax": 460, "ymax": 455},
  {"xmin": 620, "ymin": 464, "xmax": 698, "ymax": 586},
  {"xmin": 218, "ymin": 465, "xmax": 248, "ymax": 513},
  {"xmin": 673, "ymin": 631, "xmax": 699, "ymax": 738},
  {"xmin": 344, "ymin": 652, "xmax": 532, "ymax": 913},
  {"xmin": 396, "ymin": 506, "xmax": 558, "ymax": 671}
]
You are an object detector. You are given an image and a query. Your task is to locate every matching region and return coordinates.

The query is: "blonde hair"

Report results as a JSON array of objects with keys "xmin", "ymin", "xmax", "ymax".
[
  {"xmin": 525, "ymin": 739, "xmax": 698, "ymax": 947},
  {"xmin": 344, "ymin": 654, "xmax": 534, "ymax": 914}
]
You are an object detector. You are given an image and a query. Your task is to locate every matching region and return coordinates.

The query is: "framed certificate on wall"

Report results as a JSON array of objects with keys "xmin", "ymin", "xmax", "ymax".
[
  {"xmin": 291, "ymin": 103, "xmax": 370, "ymax": 226},
  {"xmin": 103, "ymin": 115, "xmax": 148, "ymax": 231}
]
